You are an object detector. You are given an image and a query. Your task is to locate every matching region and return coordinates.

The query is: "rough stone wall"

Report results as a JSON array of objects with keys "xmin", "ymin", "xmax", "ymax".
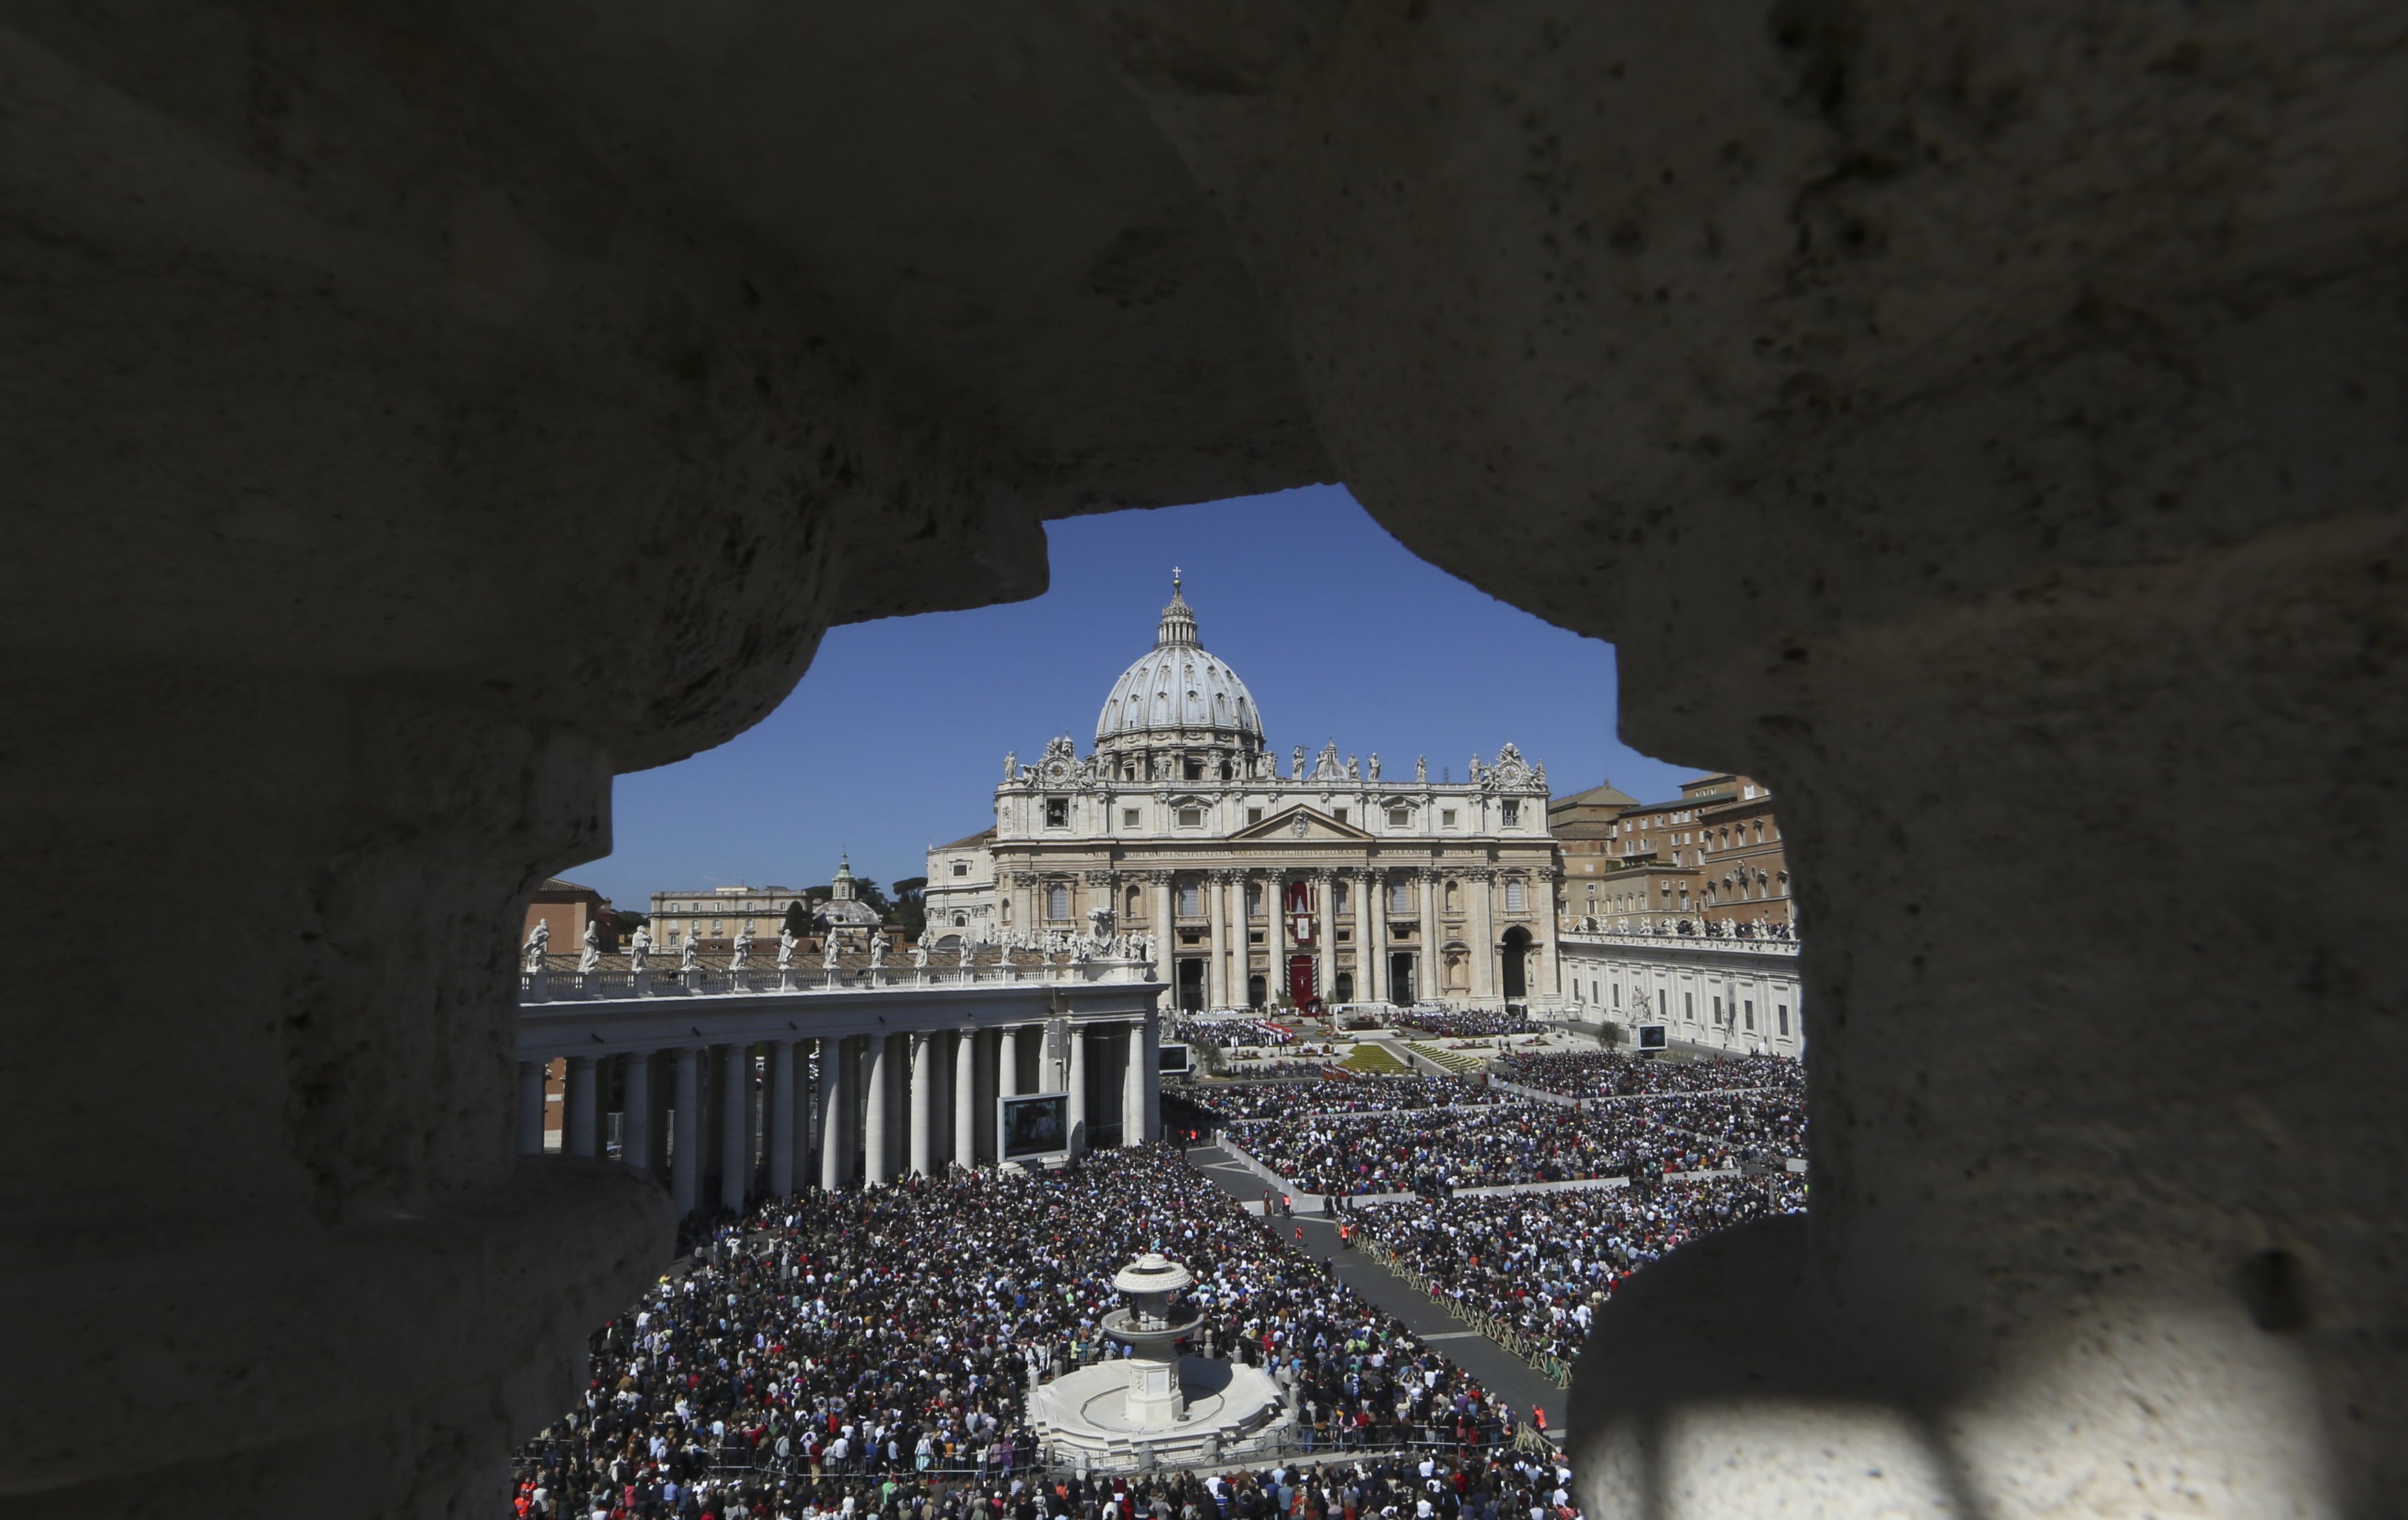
[
  {"xmin": 3, "ymin": 1, "xmax": 2402, "ymax": 1515},
  {"xmin": 1086, "ymin": 3, "xmax": 2407, "ymax": 1512}
]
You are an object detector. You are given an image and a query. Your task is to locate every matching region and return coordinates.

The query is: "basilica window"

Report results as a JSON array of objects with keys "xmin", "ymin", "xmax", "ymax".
[
  {"xmin": 952, "ymin": 861, "xmax": 969, "ymax": 877},
  {"xmin": 953, "ymin": 914, "xmax": 967, "ymax": 928},
  {"xmin": 1177, "ymin": 806, "xmax": 1203, "ymax": 827},
  {"xmin": 1501, "ymin": 800, "xmax": 1521, "ymax": 826},
  {"xmin": 1333, "ymin": 808, "xmax": 1348, "ymax": 824},
  {"xmin": 1388, "ymin": 806, "xmax": 1412, "ymax": 826},
  {"xmin": 1178, "ymin": 881, "xmax": 1202, "ymax": 917},
  {"xmin": 1388, "ymin": 881, "xmax": 1412, "ymax": 914},
  {"xmin": 1046, "ymin": 884, "xmax": 1070, "ymax": 920},
  {"xmin": 1246, "ymin": 884, "xmax": 1263, "ymax": 916},
  {"xmin": 1247, "ymin": 806, "xmax": 1263, "ymax": 824},
  {"xmin": 1333, "ymin": 882, "xmax": 1350, "ymax": 914},
  {"xmin": 1183, "ymin": 758, "xmax": 1203, "ymax": 781},
  {"xmin": 1044, "ymin": 798, "xmax": 1069, "ymax": 827},
  {"xmin": 1504, "ymin": 879, "xmax": 1527, "ymax": 912},
  {"xmin": 1124, "ymin": 809, "xmax": 1141, "ymax": 826},
  {"xmin": 1441, "ymin": 809, "xmax": 1458, "ymax": 827}
]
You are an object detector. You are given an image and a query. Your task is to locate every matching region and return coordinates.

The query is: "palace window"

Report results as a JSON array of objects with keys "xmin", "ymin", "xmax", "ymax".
[
  {"xmin": 1744, "ymin": 999, "xmax": 1756, "ymax": 1031},
  {"xmin": 712, "ymin": 919, "xmax": 723, "ymax": 934},
  {"xmin": 1177, "ymin": 806, "xmax": 1203, "ymax": 827},
  {"xmin": 1684, "ymin": 992, "xmax": 1696, "ymax": 1023},
  {"xmin": 1504, "ymin": 879, "xmax": 1527, "ymax": 912},
  {"xmin": 1501, "ymin": 800, "xmax": 1521, "ymax": 826},
  {"xmin": 1046, "ymin": 884, "xmax": 1070, "ymax": 920},
  {"xmin": 1044, "ymin": 798, "xmax": 1069, "ymax": 827},
  {"xmin": 1388, "ymin": 806, "xmax": 1412, "ymax": 826},
  {"xmin": 952, "ymin": 861, "xmax": 969, "ymax": 877},
  {"xmin": 1778, "ymin": 1004, "xmax": 1790, "ymax": 1036}
]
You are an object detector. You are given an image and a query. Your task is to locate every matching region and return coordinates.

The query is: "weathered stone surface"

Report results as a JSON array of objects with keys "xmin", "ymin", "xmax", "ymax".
[{"xmin": 2, "ymin": 1, "xmax": 2400, "ymax": 1514}]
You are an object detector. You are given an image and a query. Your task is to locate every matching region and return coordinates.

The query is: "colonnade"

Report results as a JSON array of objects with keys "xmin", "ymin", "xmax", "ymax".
[{"xmin": 522, "ymin": 1014, "xmax": 1162, "ymax": 1217}]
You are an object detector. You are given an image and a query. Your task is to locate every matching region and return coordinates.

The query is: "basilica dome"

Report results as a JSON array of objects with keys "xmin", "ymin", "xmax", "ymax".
[{"xmin": 1095, "ymin": 575, "xmax": 1265, "ymax": 751}]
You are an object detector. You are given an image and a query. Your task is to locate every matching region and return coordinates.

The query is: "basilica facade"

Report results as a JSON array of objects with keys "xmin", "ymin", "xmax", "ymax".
[{"xmin": 924, "ymin": 578, "xmax": 1563, "ymax": 1012}]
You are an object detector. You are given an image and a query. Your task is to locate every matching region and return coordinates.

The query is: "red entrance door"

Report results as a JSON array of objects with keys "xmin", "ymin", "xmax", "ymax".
[{"xmin": 1287, "ymin": 954, "xmax": 1317, "ymax": 1008}]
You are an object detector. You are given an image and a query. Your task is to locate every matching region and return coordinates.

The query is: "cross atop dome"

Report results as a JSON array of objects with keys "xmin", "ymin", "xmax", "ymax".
[{"xmin": 1157, "ymin": 568, "xmax": 1198, "ymax": 647}]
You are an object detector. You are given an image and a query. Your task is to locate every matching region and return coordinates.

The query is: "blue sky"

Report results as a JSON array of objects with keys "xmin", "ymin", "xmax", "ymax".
[{"xmin": 579, "ymin": 485, "xmax": 1695, "ymax": 908}]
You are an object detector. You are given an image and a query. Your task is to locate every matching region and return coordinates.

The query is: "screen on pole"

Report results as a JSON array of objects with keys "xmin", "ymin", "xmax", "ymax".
[
  {"xmin": 999, "ymin": 1092, "xmax": 1071, "ymax": 1162},
  {"xmin": 1636, "ymin": 1024, "xmax": 1668, "ymax": 1052},
  {"xmin": 1157, "ymin": 1042, "xmax": 1191, "ymax": 1075}
]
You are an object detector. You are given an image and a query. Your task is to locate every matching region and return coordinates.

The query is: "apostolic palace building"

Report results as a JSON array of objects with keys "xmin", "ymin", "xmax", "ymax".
[{"xmin": 926, "ymin": 576, "xmax": 1564, "ymax": 1013}]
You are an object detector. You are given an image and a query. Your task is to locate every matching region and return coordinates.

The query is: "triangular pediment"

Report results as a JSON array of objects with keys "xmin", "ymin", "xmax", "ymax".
[{"xmin": 1229, "ymin": 804, "xmax": 1376, "ymax": 843}]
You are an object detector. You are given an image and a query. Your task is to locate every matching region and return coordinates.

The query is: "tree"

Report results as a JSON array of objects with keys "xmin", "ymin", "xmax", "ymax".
[
  {"xmin": 889, "ymin": 877, "xmax": 928, "ymax": 939},
  {"xmin": 782, "ymin": 900, "xmax": 810, "ymax": 937}
]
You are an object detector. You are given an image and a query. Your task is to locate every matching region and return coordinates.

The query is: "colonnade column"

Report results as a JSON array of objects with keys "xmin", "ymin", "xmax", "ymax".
[
  {"xmin": 1120, "ymin": 1020, "xmax": 1144, "ymax": 1148},
  {"xmin": 1417, "ymin": 868, "xmax": 1441, "ymax": 1004},
  {"xmin": 1141, "ymin": 1011, "xmax": 1161, "ymax": 1142},
  {"xmin": 672, "ymin": 1047, "xmax": 702, "ymax": 1217},
  {"xmin": 818, "ymin": 1036, "xmax": 850, "ymax": 1192},
  {"xmin": 863, "ymin": 1034, "xmax": 892, "ymax": 1186},
  {"xmin": 954, "ymin": 1029, "xmax": 976, "ymax": 1170},
  {"xmin": 1541, "ymin": 869, "xmax": 1566, "ymax": 1000},
  {"xmin": 515, "ymin": 1061, "xmax": 547, "ymax": 1155},
  {"xmin": 621, "ymin": 1053, "xmax": 654, "ymax": 1177},
  {"xmin": 1315, "ymin": 870, "xmax": 1340, "ymax": 1004},
  {"xmin": 999, "ymin": 1025, "xmax": 1020, "ymax": 1102},
  {"xmin": 719, "ymin": 1044, "xmax": 749, "ymax": 1210},
  {"xmin": 1355, "ymin": 871, "xmax": 1382, "ymax": 1003},
  {"xmin": 1469, "ymin": 868, "xmax": 1498, "ymax": 1003},
  {"xmin": 768, "ymin": 1040, "xmax": 796, "ymax": 1197},
  {"xmin": 1066, "ymin": 1022, "xmax": 1088, "ymax": 1155},
  {"xmin": 908, "ymin": 1031, "xmax": 933, "ymax": 1177},
  {"xmin": 563, "ymin": 1056, "xmax": 599, "ymax": 1157}
]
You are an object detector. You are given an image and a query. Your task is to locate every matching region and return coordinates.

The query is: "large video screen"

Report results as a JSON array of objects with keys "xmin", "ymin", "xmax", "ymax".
[
  {"xmin": 1635, "ymin": 1023, "xmax": 1669, "ymax": 1051},
  {"xmin": 999, "ymin": 1092, "xmax": 1071, "ymax": 1162},
  {"xmin": 1157, "ymin": 1042, "xmax": 1191, "ymax": 1075}
]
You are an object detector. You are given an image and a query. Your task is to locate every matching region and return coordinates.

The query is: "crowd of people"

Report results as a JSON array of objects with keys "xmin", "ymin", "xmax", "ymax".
[
  {"xmin": 1491, "ymin": 1051, "xmax": 1801, "ymax": 1101},
  {"xmin": 1224, "ymin": 1102, "xmax": 1726, "ymax": 1197},
  {"xmin": 1351, "ymin": 1177, "xmax": 1807, "ymax": 1364},
  {"xmin": 510, "ymin": 1146, "xmax": 1568, "ymax": 1520},
  {"xmin": 1179, "ymin": 1075, "xmax": 1496, "ymax": 1122},
  {"xmin": 1170, "ymin": 1014, "xmax": 1305, "ymax": 1050},
  {"xmin": 1637, "ymin": 1091, "xmax": 1807, "ymax": 1163},
  {"xmin": 1388, "ymin": 1008, "xmax": 1535, "ymax": 1039}
]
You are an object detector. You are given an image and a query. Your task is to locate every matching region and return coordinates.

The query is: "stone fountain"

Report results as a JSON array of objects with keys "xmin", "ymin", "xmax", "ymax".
[{"xmin": 1026, "ymin": 1252, "xmax": 1293, "ymax": 1469}]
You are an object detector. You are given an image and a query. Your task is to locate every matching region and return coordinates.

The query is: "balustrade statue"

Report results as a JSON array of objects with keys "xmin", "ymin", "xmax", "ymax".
[
  {"xmin": 522, "ymin": 920, "xmax": 550, "ymax": 973},
  {"xmin": 627, "ymin": 925, "xmax": 649, "ymax": 974},
  {"xmin": 577, "ymin": 923, "xmax": 602, "ymax": 974}
]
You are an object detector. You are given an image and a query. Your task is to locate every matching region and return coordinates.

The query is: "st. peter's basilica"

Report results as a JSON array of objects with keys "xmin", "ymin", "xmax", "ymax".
[{"xmin": 925, "ymin": 576, "xmax": 1562, "ymax": 1012}]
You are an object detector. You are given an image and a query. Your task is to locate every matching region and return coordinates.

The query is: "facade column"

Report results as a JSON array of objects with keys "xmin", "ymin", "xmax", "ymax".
[
  {"xmin": 1120, "ymin": 1021, "xmax": 1143, "ymax": 1148},
  {"xmin": 768, "ymin": 1040, "xmax": 796, "ymax": 1197},
  {"xmin": 564, "ymin": 1056, "xmax": 600, "ymax": 1157},
  {"xmin": 863, "ymin": 1034, "xmax": 892, "ymax": 1186},
  {"xmin": 1315, "ymin": 870, "xmax": 1340, "ymax": 1004},
  {"xmin": 1355, "ymin": 870, "xmax": 1381, "ymax": 1003},
  {"xmin": 954, "ymin": 1028, "xmax": 976, "ymax": 1170},
  {"xmin": 1066, "ymin": 1022, "xmax": 1088, "ymax": 1155},
  {"xmin": 817, "ymin": 1036, "xmax": 850, "ymax": 1191},
  {"xmin": 1141, "ymin": 1011, "xmax": 1161, "ymax": 1142},
  {"xmin": 1205, "ymin": 870, "xmax": 1229, "ymax": 1008},
  {"xmin": 621, "ymin": 1052, "xmax": 654, "ymax": 1177},
  {"xmin": 1469, "ymin": 868, "xmax": 1498, "ymax": 1003},
  {"xmin": 515, "ymin": 1061, "xmax": 548, "ymax": 1155},
  {"xmin": 1148, "ymin": 871, "xmax": 1175, "ymax": 980},
  {"xmin": 719, "ymin": 1044, "xmax": 749, "ymax": 1210},
  {"xmin": 1417, "ymin": 868, "xmax": 1441, "ymax": 1005},
  {"xmin": 1261, "ymin": 870, "xmax": 1283, "ymax": 1005},
  {"xmin": 672, "ymin": 1047, "xmax": 702, "ymax": 1217},
  {"xmin": 908, "ymin": 1031, "xmax": 933, "ymax": 1177}
]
